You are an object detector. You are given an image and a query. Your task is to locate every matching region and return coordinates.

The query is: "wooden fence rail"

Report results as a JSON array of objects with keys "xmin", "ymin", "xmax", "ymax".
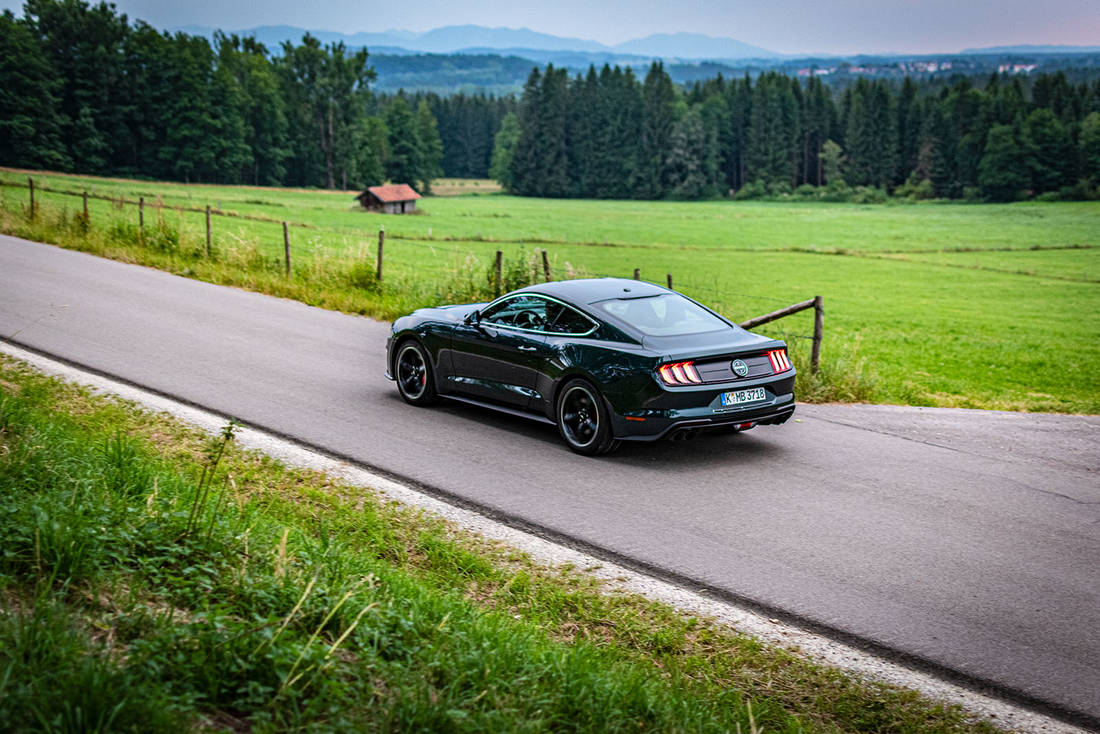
[{"xmin": 738, "ymin": 296, "xmax": 824, "ymax": 372}]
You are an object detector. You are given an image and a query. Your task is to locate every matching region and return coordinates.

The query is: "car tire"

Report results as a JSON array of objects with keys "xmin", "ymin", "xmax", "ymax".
[
  {"xmin": 556, "ymin": 378, "xmax": 619, "ymax": 456},
  {"xmin": 395, "ymin": 339, "xmax": 439, "ymax": 406}
]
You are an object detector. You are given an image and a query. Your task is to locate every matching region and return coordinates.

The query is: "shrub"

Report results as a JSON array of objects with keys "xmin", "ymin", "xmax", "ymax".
[
  {"xmin": 733, "ymin": 180, "xmax": 766, "ymax": 200},
  {"xmin": 851, "ymin": 186, "xmax": 888, "ymax": 204},
  {"xmin": 819, "ymin": 180, "xmax": 853, "ymax": 202},
  {"xmin": 767, "ymin": 180, "xmax": 793, "ymax": 197},
  {"xmin": 345, "ymin": 260, "xmax": 380, "ymax": 291},
  {"xmin": 145, "ymin": 220, "xmax": 180, "ymax": 254}
]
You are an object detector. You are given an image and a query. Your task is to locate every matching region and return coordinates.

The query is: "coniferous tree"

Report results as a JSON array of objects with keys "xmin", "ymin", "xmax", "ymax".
[
  {"xmin": 384, "ymin": 96, "xmax": 421, "ymax": 186},
  {"xmin": 415, "ymin": 99, "xmax": 443, "ymax": 192},
  {"xmin": 1032, "ymin": 72, "xmax": 1076, "ymax": 123},
  {"xmin": 566, "ymin": 67, "xmax": 600, "ymax": 197},
  {"xmin": 535, "ymin": 65, "xmax": 571, "ymax": 197},
  {"xmin": 746, "ymin": 72, "xmax": 798, "ymax": 186},
  {"xmin": 427, "ymin": 93, "xmax": 511, "ymax": 178},
  {"xmin": 802, "ymin": 75, "xmax": 831, "ymax": 186},
  {"xmin": 896, "ymin": 77, "xmax": 920, "ymax": 185},
  {"xmin": 639, "ymin": 62, "xmax": 677, "ymax": 198},
  {"xmin": 509, "ymin": 67, "xmax": 543, "ymax": 195},
  {"xmin": 723, "ymin": 75, "xmax": 752, "ymax": 190},
  {"xmin": 665, "ymin": 106, "xmax": 712, "ymax": 199},
  {"xmin": 915, "ymin": 99, "xmax": 955, "ymax": 196},
  {"xmin": 1022, "ymin": 108, "xmax": 1073, "ymax": 193},
  {"xmin": 698, "ymin": 93, "xmax": 726, "ymax": 193},
  {"xmin": 944, "ymin": 80, "xmax": 985, "ymax": 190},
  {"xmin": 588, "ymin": 65, "xmax": 642, "ymax": 199},
  {"xmin": 844, "ymin": 79, "xmax": 896, "ymax": 187},
  {"xmin": 979, "ymin": 124, "xmax": 1029, "ymax": 201},
  {"xmin": 1079, "ymin": 112, "xmax": 1100, "ymax": 184}
]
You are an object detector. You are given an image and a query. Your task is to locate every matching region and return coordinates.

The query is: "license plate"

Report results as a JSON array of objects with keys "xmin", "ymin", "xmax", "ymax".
[{"xmin": 720, "ymin": 387, "xmax": 767, "ymax": 407}]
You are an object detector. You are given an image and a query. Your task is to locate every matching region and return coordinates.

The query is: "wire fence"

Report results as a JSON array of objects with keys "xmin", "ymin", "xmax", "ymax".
[{"xmin": 2, "ymin": 175, "xmax": 824, "ymax": 368}]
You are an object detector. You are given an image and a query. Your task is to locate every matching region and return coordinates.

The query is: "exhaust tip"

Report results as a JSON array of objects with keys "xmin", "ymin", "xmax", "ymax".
[{"xmin": 668, "ymin": 428, "xmax": 699, "ymax": 442}]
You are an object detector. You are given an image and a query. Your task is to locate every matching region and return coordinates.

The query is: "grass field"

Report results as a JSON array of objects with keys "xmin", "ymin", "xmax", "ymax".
[
  {"xmin": 0, "ymin": 355, "xmax": 1004, "ymax": 732},
  {"xmin": 2, "ymin": 167, "xmax": 1098, "ymax": 413}
]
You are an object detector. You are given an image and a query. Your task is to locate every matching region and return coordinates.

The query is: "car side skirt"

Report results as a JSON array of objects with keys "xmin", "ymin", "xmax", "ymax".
[{"xmin": 441, "ymin": 394, "xmax": 557, "ymax": 426}]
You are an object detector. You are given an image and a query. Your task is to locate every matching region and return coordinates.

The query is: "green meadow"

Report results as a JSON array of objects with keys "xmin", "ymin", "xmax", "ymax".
[{"xmin": 3, "ymin": 168, "xmax": 1098, "ymax": 413}]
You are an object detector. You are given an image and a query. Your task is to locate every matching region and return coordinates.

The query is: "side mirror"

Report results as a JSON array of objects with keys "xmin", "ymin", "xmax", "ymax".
[{"xmin": 464, "ymin": 310, "xmax": 480, "ymax": 325}]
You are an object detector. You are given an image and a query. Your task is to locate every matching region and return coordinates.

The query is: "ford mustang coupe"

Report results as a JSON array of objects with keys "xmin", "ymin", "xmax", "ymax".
[{"xmin": 386, "ymin": 278, "xmax": 795, "ymax": 455}]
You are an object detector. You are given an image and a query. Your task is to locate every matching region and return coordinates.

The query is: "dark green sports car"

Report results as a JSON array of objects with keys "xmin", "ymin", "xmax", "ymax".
[{"xmin": 386, "ymin": 278, "xmax": 795, "ymax": 455}]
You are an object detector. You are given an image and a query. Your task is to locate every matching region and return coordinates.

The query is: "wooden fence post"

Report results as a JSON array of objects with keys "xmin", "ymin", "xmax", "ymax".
[
  {"xmin": 376, "ymin": 226, "xmax": 385, "ymax": 282},
  {"xmin": 633, "ymin": 267, "xmax": 640, "ymax": 280},
  {"xmin": 27, "ymin": 177, "xmax": 34, "ymax": 219},
  {"xmin": 205, "ymin": 205, "xmax": 212, "ymax": 256},
  {"xmin": 283, "ymin": 222, "xmax": 291, "ymax": 276},
  {"xmin": 82, "ymin": 191, "xmax": 88, "ymax": 221},
  {"xmin": 494, "ymin": 250, "xmax": 503, "ymax": 297},
  {"xmin": 666, "ymin": 273, "xmax": 673, "ymax": 290},
  {"xmin": 139, "ymin": 196, "xmax": 145, "ymax": 239},
  {"xmin": 811, "ymin": 295, "xmax": 824, "ymax": 373},
  {"xmin": 541, "ymin": 249, "xmax": 551, "ymax": 282}
]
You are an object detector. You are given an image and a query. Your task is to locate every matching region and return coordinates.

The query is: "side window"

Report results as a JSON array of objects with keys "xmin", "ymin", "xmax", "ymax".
[
  {"xmin": 545, "ymin": 302, "xmax": 596, "ymax": 335},
  {"xmin": 481, "ymin": 295, "xmax": 549, "ymax": 330}
]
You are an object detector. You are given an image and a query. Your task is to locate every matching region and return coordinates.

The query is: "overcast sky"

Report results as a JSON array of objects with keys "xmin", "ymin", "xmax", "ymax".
[{"xmin": 3, "ymin": 0, "xmax": 1097, "ymax": 55}]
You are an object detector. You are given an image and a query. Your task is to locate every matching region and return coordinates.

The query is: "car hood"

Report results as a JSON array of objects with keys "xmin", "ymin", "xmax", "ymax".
[
  {"xmin": 411, "ymin": 302, "xmax": 486, "ymax": 323},
  {"xmin": 643, "ymin": 328, "xmax": 780, "ymax": 360}
]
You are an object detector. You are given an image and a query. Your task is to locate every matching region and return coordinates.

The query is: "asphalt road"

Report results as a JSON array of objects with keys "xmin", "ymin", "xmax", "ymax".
[{"xmin": 2, "ymin": 235, "xmax": 1098, "ymax": 727}]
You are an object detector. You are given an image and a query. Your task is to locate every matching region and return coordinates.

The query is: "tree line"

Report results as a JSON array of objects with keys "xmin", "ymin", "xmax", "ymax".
[
  {"xmin": 3, "ymin": 1, "xmax": 1099, "ymax": 202},
  {"xmin": 0, "ymin": 0, "xmax": 447, "ymax": 192},
  {"xmin": 492, "ymin": 62, "xmax": 1100, "ymax": 201}
]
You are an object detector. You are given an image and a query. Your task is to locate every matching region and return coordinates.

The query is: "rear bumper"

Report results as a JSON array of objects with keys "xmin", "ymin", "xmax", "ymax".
[{"xmin": 609, "ymin": 373, "xmax": 796, "ymax": 441}]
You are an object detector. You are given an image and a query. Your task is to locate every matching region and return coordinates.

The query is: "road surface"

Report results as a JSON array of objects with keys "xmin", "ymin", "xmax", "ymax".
[{"xmin": 2, "ymin": 235, "xmax": 1098, "ymax": 727}]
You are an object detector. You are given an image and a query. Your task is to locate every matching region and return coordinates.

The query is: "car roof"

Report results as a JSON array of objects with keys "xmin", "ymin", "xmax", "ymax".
[{"xmin": 519, "ymin": 277, "xmax": 669, "ymax": 305}]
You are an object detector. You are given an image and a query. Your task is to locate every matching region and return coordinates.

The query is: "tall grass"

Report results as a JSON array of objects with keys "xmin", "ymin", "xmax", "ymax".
[{"xmin": 0, "ymin": 196, "xmax": 549, "ymax": 322}]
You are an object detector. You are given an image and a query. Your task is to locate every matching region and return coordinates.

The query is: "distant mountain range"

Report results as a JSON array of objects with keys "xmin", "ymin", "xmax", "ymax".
[
  {"xmin": 173, "ymin": 24, "xmax": 781, "ymax": 61},
  {"xmin": 960, "ymin": 44, "xmax": 1100, "ymax": 55},
  {"xmin": 169, "ymin": 24, "xmax": 1100, "ymax": 94}
]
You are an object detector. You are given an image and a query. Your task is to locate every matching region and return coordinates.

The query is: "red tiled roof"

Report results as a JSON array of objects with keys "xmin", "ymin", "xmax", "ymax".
[{"xmin": 365, "ymin": 184, "xmax": 421, "ymax": 203}]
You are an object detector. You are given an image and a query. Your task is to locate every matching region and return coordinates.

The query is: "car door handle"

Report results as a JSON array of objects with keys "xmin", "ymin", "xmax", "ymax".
[{"xmin": 517, "ymin": 345, "xmax": 537, "ymax": 351}]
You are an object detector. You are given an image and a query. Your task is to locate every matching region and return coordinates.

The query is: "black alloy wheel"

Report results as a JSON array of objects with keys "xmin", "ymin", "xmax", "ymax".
[
  {"xmin": 396, "ymin": 340, "xmax": 438, "ymax": 406},
  {"xmin": 556, "ymin": 379, "xmax": 620, "ymax": 455}
]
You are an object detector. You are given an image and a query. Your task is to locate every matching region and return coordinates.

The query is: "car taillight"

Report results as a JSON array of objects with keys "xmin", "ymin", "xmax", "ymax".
[
  {"xmin": 658, "ymin": 361, "xmax": 702, "ymax": 385},
  {"xmin": 766, "ymin": 349, "xmax": 792, "ymax": 373}
]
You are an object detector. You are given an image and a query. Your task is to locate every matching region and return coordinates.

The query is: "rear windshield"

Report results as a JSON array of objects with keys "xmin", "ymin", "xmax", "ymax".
[{"xmin": 596, "ymin": 294, "xmax": 728, "ymax": 336}]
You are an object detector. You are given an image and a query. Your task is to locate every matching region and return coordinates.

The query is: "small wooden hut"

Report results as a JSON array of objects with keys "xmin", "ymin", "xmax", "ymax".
[{"xmin": 356, "ymin": 184, "xmax": 422, "ymax": 214}]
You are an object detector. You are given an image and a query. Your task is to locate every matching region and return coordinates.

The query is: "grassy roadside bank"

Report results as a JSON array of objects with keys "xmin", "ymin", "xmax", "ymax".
[{"xmin": 0, "ymin": 354, "xmax": 1003, "ymax": 732}]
